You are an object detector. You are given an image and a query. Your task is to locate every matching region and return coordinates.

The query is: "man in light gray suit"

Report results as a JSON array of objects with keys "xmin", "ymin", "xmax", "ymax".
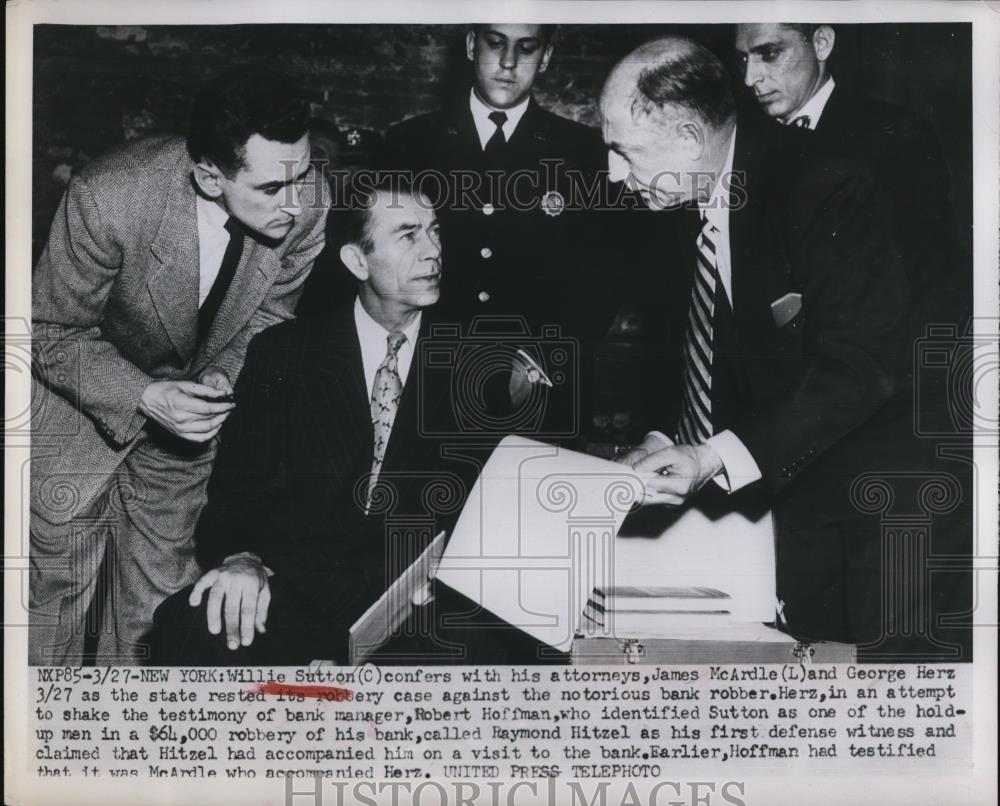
[{"xmin": 30, "ymin": 68, "xmax": 329, "ymax": 664}]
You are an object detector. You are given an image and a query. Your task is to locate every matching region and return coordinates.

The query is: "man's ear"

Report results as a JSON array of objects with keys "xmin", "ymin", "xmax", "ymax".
[
  {"xmin": 339, "ymin": 243, "xmax": 369, "ymax": 282},
  {"xmin": 192, "ymin": 160, "xmax": 225, "ymax": 200},
  {"xmin": 677, "ymin": 119, "xmax": 706, "ymax": 160},
  {"xmin": 812, "ymin": 25, "xmax": 835, "ymax": 64},
  {"xmin": 465, "ymin": 29, "xmax": 477, "ymax": 63},
  {"xmin": 538, "ymin": 42, "xmax": 554, "ymax": 74}
]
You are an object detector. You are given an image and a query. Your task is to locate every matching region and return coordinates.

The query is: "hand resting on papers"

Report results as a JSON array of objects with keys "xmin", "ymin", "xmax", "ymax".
[{"xmin": 614, "ymin": 433, "xmax": 724, "ymax": 507}]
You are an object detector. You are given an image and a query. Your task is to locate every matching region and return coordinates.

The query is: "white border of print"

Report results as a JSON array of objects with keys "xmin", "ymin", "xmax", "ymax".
[{"xmin": 5, "ymin": 2, "xmax": 998, "ymax": 805}]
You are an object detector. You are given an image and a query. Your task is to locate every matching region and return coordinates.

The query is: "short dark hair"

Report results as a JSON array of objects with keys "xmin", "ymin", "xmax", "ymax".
[
  {"xmin": 187, "ymin": 68, "xmax": 310, "ymax": 177},
  {"xmin": 472, "ymin": 24, "xmax": 558, "ymax": 47},
  {"xmin": 784, "ymin": 23, "xmax": 825, "ymax": 40},
  {"xmin": 330, "ymin": 173, "xmax": 423, "ymax": 255},
  {"xmin": 633, "ymin": 39, "xmax": 736, "ymax": 129}
]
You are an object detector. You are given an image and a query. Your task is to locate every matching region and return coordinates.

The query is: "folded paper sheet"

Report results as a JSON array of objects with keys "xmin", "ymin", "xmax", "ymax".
[{"xmin": 436, "ymin": 436, "xmax": 776, "ymax": 650}]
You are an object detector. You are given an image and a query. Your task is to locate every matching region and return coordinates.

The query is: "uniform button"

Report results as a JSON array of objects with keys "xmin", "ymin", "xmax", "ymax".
[
  {"xmin": 478, "ymin": 291, "xmax": 491, "ymax": 302},
  {"xmin": 480, "ymin": 247, "xmax": 493, "ymax": 259},
  {"xmin": 482, "ymin": 203, "xmax": 494, "ymax": 216}
]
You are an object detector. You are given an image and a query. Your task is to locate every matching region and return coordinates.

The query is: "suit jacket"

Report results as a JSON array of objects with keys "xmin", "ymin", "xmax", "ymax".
[
  {"xmin": 812, "ymin": 85, "xmax": 971, "ymax": 330},
  {"xmin": 30, "ymin": 136, "xmax": 328, "ymax": 525},
  {"xmin": 194, "ymin": 303, "xmax": 490, "ymax": 662},
  {"xmin": 383, "ymin": 96, "xmax": 618, "ymax": 344},
  {"xmin": 641, "ymin": 117, "xmax": 912, "ymax": 641}
]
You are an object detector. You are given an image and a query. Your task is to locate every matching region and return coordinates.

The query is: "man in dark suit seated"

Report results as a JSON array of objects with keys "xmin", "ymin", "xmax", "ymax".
[
  {"xmin": 604, "ymin": 36, "xmax": 970, "ymax": 661},
  {"xmin": 148, "ymin": 176, "xmax": 546, "ymax": 665}
]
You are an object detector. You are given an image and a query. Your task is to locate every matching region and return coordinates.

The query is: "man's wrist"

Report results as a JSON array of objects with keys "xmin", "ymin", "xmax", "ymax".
[
  {"xmin": 222, "ymin": 551, "xmax": 262, "ymax": 567},
  {"xmin": 696, "ymin": 442, "xmax": 725, "ymax": 479}
]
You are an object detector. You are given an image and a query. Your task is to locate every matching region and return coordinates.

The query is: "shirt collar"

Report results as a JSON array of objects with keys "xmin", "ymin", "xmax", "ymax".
[
  {"xmin": 354, "ymin": 296, "xmax": 422, "ymax": 352},
  {"xmin": 783, "ymin": 77, "xmax": 836, "ymax": 129},
  {"xmin": 469, "ymin": 87, "xmax": 530, "ymax": 146},
  {"xmin": 697, "ymin": 126, "xmax": 737, "ymax": 228},
  {"xmin": 196, "ymin": 193, "xmax": 231, "ymax": 238}
]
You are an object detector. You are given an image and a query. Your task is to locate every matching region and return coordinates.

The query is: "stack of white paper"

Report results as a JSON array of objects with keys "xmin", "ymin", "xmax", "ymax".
[{"xmin": 436, "ymin": 436, "xmax": 776, "ymax": 650}]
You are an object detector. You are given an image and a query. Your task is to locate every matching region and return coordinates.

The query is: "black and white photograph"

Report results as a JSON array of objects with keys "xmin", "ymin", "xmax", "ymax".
[{"xmin": 5, "ymin": 1, "xmax": 998, "ymax": 804}]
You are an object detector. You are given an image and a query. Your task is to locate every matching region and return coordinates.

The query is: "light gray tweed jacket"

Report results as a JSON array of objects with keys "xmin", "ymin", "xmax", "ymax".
[{"xmin": 31, "ymin": 135, "xmax": 328, "ymax": 524}]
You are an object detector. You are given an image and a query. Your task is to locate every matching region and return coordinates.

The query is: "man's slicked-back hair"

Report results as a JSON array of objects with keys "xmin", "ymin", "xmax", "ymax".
[
  {"xmin": 633, "ymin": 39, "xmax": 737, "ymax": 129},
  {"xmin": 785, "ymin": 23, "xmax": 825, "ymax": 40},
  {"xmin": 472, "ymin": 23, "xmax": 558, "ymax": 47},
  {"xmin": 187, "ymin": 67, "xmax": 310, "ymax": 177},
  {"xmin": 331, "ymin": 173, "xmax": 422, "ymax": 255}
]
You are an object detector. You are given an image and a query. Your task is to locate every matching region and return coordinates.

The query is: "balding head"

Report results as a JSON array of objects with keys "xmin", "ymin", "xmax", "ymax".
[
  {"xmin": 601, "ymin": 36, "xmax": 736, "ymax": 130},
  {"xmin": 600, "ymin": 36, "xmax": 737, "ymax": 209}
]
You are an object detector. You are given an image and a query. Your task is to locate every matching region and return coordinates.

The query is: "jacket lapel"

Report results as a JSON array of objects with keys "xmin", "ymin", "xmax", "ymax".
[
  {"xmin": 314, "ymin": 304, "xmax": 373, "ymax": 474},
  {"xmin": 812, "ymin": 83, "xmax": 849, "ymax": 140},
  {"xmin": 728, "ymin": 122, "xmax": 770, "ymax": 333},
  {"xmin": 442, "ymin": 99, "xmax": 483, "ymax": 164},
  {"xmin": 506, "ymin": 97, "xmax": 545, "ymax": 153},
  {"xmin": 195, "ymin": 235, "xmax": 283, "ymax": 369},
  {"xmin": 147, "ymin": 166, "xmax": 200, "ymax": 361}
]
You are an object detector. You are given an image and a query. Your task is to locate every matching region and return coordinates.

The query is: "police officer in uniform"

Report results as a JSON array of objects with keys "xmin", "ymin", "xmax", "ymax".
[{"xmin": 385, "ymin": 23, "xmax": 616, "ymax": 439}]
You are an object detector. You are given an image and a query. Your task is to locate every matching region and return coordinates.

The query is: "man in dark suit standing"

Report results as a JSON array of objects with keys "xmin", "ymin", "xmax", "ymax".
[
  {"xmin": 384, "ymin": 24, "xmax": 616, "ymax": 439},
  {"xmin": 733, "ymin": 23, "xmax": 970, "ymax": 329},
  {"xmin": 30, "ymin": 69, "xmax": 328, "ymax": 664},
  {"xmin": 604, "ymin": 36, "xmax": 969, "ymax": 659},
  {"xmin": 734, "ymin": 23, "xmax": 973, "ymax": 659},
  {"xmin": 149, "ymin": 177, "xmax": 526, "ymax": 665}
]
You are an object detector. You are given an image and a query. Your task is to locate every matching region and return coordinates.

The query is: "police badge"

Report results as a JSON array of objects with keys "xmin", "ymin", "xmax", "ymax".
[{"xmin": 540, "ymin": 189, "xmax": 565, "ymax": 217}]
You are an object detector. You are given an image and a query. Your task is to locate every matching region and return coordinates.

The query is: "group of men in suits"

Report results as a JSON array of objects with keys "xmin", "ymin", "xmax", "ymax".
[
  {"xmin": 30, "ymin": 22, "xmax": 971, "ymax": 666},
  {"xmin": 612, "ymin": 28, "xmax": 970, "ymax": 659}
]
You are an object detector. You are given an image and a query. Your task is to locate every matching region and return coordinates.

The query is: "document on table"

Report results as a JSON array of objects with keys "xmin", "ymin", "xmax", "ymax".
[{"xmin": 435, "ymin": 436, "xmax": 777, "ymax": 650}]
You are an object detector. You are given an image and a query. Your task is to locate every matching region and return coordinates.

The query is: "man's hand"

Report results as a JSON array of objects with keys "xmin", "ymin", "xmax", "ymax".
[
  {"xmin": 632, "ymin": 443, "xmax": 725, "ymax": 507},
  {"xmin": 188, "ymin": 553, "xmax": 272, "ymax": 650},
  {"xmin": 198, "ymin": 367, "xmax": 234, "ymax": 395},
  {"xmin": 613, "ymin": 432, "xmax": 671, "ymax": 468},
  {"xmin": 139, "ymin": 379, "xmax": 235, "ymax": 442}
]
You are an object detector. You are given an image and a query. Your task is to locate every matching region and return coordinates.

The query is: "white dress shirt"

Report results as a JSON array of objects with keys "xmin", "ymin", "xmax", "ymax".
[
  {"xmin": 469, "ymin": 88, "xmax": 530, "ymax": 149},
  {"xmin": 649, "ymin": 126, "xmax": 762, "ymax": 493},
  {"xmin": 195, "ymin": 194, "xmax": 234, "ymax": 307},
  {"xmin": 354, "ymin": 297, "xmax": 422, "ymax": 397},
  {"xmin": 783, "ymin": 77, "xmax": 836, "ymax": 129}
]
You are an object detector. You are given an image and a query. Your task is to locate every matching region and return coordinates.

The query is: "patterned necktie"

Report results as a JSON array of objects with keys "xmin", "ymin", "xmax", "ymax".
[
  {"xmin": 790, "ymin": 114, "xmax": 811, "ymax": 129},
  {"xmin": 367, "ymin": 331, "xmax": 407, "ymax": 506},
  {"xmin": 677, "ymin": 212, "xmax": 719, "ymax": 445},
  {"xmin": 484, "ymin": 110, "xmax": 508, "ymax": 155},
  {"xmin": 199, "ymin": 216, "xmax": 244, "ymax": 341}
]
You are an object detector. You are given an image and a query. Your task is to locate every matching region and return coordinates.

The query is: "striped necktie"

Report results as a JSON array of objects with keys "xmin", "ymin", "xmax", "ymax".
[
  {"xmin": 367, "ymin": 331, "xmax": 407, "ymax": 506},
  {"xmin": 677, "ymin": 211, "xmax": 719, "ymax": 445},
  {"xmin": 790, "ymin": 114, "xmax": 811, "ymax": 128}
]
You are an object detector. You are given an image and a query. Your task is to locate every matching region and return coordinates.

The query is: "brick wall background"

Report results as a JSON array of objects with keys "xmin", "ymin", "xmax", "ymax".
[{"xmin": 32, "ymin": 23, "xmax": 971, "ymax": 262}]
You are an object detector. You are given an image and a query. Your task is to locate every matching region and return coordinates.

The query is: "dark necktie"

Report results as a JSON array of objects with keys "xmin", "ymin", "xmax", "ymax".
[
  {"xmin": 677, "ymin": 211, "xmax": 720, "ymax": 445},
  {"xmin": 483, "ymin": 110, "xmax": 508, "ymax": 156},
  {"xmin": 198, "ymin": 216, "xmax": 244, "ymax": 341},
  {"xmin": 367, "ymin": 331, "xmax": 407, "ymax": 507},
  {"xmin": 790, "ymin": 114, "xmax": 811, "ymax": 129}
]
